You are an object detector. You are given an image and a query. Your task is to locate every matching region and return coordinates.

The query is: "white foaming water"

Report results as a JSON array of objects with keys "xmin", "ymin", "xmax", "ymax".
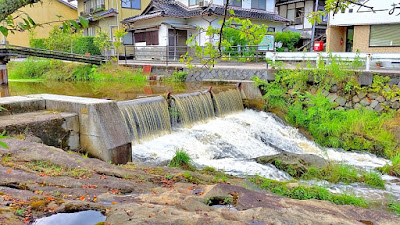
[{"xmin": 132, "ymin": 109, "xmax": 391, "ymax": 181}]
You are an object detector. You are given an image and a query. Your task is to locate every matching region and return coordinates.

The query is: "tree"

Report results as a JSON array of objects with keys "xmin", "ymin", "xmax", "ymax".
[{"xmin": 0, "ymin": 0, "xmax": 88, "ymax": 37}]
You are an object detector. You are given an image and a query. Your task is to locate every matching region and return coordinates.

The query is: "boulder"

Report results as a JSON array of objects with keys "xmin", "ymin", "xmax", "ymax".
[
  {"xmin": 376, "ymin": 96, "xmax": 385, "ymax": 103},
  {"xmin": 335, "ymin": 97, "xmax": 346, "ymax": 106},
  {"xmin": 370, "ymin": 100, "xmax": 379, "ymax": 108},
  {"xmin": 352, "ymin": 95, "xmax": 361, "ymax": 103},
  {"xmin": 256, "ymin": 152, "xmax": 327, "ymax": 178},
  {"xmin": 360, "ymin": 98, "xmax": 371, "ymax": 106}
]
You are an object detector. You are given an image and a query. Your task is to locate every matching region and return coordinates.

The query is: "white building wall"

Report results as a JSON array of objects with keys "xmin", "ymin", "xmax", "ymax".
[
  {"xmin": 213, "ymin": 0, "xmax": 224, "ymax": 5},
  {"xmin": 304, "ymin": 0, "xmax": 314, "ymax": 29},
  {"xmin": 266, "ymin": 0, "xmax": 275, "ymax": 12},
  {"xmin": 329, "ymin": 0, "xmax": 400, "ymax": 26},
  {"xmin": 187, "ymin": 16, "xmax": 284, "ymax": 46},
  {"xmin": 243, "ymin": 0, "xmax": 251, "ymax": 9}
]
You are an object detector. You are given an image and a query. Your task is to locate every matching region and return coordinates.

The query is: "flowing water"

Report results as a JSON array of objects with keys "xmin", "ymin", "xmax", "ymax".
[
  {"xmin": 118, "ymin": 97, "xmax": 171, "ymax": 142},
  {"xmin": 172, "ymin": 92, "xmax": 215, "ymax": 127},
  {"xmin": 131, "ymin": 109, "xmax": 399, "ymax": 200},
  {"xmin": 212, "ymin": 89, "xmax": 244, "ymax": 117}
]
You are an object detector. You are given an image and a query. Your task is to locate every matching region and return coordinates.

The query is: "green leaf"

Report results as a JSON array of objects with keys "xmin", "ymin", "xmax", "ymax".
[
  {"xmin": 0, "ymin": 142, "xmax": 8, "ymax": 149},
  {"xmin": 0, "ymin": 26, "xmax": 8, "ymax": 37},
  {"xmin": 27, "ymin": 16, "xmax": 36, "ymax": 26},
  {"xmin": 79, "ymin": 16, "xmax": 89, "ymax": 28},
  {"xmin": 70, "ymin": 20, "xmax": 80, "ymax": 29}
]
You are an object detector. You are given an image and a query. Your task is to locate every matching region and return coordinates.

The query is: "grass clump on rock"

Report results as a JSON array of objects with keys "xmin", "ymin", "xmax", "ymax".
[
  {"xmin": 250, "ymin": 175, "xmax": 368, "ymax": 208},
  {"xmin": 168, "ymin": 149, "xmax": 195, "ymax": 171}
]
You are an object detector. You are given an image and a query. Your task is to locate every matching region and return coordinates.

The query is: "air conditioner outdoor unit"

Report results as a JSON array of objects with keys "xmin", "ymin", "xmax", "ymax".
[{"xmin": 199, "ymin": 0, "xmax": 209, "ymax": 7}]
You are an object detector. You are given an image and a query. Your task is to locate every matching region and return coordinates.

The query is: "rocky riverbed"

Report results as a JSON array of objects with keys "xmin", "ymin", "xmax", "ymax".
[{"xmin": 1, "ymin": 139, "xmax": 400, "ymax": 225}]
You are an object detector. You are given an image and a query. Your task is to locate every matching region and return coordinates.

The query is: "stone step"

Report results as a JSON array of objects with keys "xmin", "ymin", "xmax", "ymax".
[
  {"xmin": 0, "ymin": 110, "xmax": 79, "ymax": 150},
  {"xmin": 0, "ymin": 96, "xmax": 45, "ymax": 116}
]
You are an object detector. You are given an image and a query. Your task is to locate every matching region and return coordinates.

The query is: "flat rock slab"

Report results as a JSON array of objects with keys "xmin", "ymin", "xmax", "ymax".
[
  {"xmin": 0, "ymin": 96, "xmax": 45, "ymax": 116},
  {"xmin": 0, "ymin": 110, "xmax": 76, "ymax": 128},
  {"xmin": 1, "ymin": 139, "xmax": 400, "ymax": 225},
  {"xmin": 0, "ymin": 111, "xmax": 78, "ymax": 150}
]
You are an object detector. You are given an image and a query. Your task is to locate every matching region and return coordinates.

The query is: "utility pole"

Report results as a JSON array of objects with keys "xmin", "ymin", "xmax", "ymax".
[{"xmin": 309, "ymin": 0, "xmax": 319, "ymax": 51}]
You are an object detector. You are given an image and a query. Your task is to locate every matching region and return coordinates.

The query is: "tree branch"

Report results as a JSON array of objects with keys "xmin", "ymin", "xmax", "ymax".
[
  {"xmin": 218, "ymin": 1, "xmax": 230, "ymax": 57},
  {"xmin": 0, "ymin": 0, "xmax": 41, "ymax": 22}
]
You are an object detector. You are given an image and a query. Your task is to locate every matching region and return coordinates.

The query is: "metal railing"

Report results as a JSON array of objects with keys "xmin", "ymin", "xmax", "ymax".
[
  {"xmin": 0, "ymin": 44, "xmax": 106, "ymax": 65},
  {"xmin": 123, "ymin": 45, "xmax": 271, "ymax": 65},
  {"xmin": 265, "ymin": 52, "xmax": 400, "ymax": 71}
]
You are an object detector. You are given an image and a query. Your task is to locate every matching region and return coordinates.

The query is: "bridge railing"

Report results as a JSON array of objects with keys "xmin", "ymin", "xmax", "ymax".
[
  {"xmin": 0, "ymin": 44, "xmax": 106, "ymax": 64},
  {"xmin": 265, "ymin": 52, "xmax": 400, "ymax": 71}
]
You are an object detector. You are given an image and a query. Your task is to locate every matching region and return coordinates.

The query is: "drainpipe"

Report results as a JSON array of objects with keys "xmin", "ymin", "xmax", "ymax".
[{"xmin": 309, "ymin": 0, "xmax": 319, "ymax": 51}]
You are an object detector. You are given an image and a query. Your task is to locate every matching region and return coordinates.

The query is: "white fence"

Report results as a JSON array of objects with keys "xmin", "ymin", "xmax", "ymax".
[{"xmin": 265, "ymin": 52, "xmax": 400, "ymax": 71}]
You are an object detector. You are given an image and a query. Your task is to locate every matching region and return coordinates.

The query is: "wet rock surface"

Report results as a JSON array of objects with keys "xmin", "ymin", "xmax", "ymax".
[
  {"xmin": 255, "ymin": 152, "xmax": 328, "ymax": 177},
  {"xmin": 0, "ymin": 139, "xmax": 399, "ymax": 225}
]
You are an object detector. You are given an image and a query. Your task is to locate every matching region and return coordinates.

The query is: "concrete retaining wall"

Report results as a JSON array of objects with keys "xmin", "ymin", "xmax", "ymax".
[{"xmin": 26, "ymin": 94, "xmax": 132, "ymax": 164}]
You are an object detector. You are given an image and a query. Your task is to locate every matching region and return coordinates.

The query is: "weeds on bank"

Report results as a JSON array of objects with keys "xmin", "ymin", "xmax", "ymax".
[
  {"xmin": 254, "ymin": 55, "xmax": 400, "ymax": 159},
  {"xmin": 26, "ymin": 160, "xmax": 91, "ymax": 178},
  {"xmin": 389, "ymin": 199, "xmax": 400, "ymax": 216},
  {"xmin": 250, "ymin": 175, "xmax": 368, "ymax": 208},
  {"xmin": 301, "ymin": 164, "xmax": 385, "ymax": 189},
  {"xmin": 168, "ymin": 149, "xmax": 195, "ymax": 171},
  {"xmin": 8, "ymin": 58, "xmax": 147, "ymax": 82}
]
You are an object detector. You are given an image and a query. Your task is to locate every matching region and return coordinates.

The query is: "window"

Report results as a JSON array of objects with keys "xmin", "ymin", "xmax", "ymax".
[
  {"xmin": 294, "ymin": 8, "xmax": 304, "ymax": 24},
  {"xmin": 224, "ymin": 0, "xmax": 242, "ymax": 7},
  {"xmin": 267, "ymin": 27, "xmax": 275, "ymax": 32},
  {"xmin": 252, "ymin": 0, "xmax": 266, "ymax": 10},
  {"xmin": 370, "ymin": 24, "xmax": 400, "ymax": 47},
  {"xmin": 189, "ymin": 0, "xmax": 199, "ymax": 6},
  {"xmin": 134, "ymin": 31, "xmax": 159, "ymax": 45},
  {"xmin": 122, "ymin": 0, "xmax": 141, "ymax": 9}
]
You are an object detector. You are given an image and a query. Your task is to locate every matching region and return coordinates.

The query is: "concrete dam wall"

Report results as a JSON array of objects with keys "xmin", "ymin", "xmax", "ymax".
[{"xmin": 0, "ymin": 82, "xmax": 263, "ymax": 164}]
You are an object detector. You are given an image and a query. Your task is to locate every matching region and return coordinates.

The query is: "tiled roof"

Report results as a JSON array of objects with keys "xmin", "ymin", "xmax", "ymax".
[
  {"xmin": 58, "ymin": 0, "xmax": 78, "ymax": 10},
  {"xmin": 122, "ymin": 0, "xmax": 289, "ymax": 23},
  {"xmin": 87, "ymin": 8, "xmax": 118, "ymax": 21},
  {"xmin": 207, "ymin": 5, "xmax": 289, "ymax": 22}
]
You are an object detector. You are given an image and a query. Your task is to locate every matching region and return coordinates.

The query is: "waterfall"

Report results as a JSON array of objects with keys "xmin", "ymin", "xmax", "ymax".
[
  {"xmin": 213, "ymin": 88, "xmax": 244, "ymax": 116},
  {"xmin": 171, "ymin": 91, "xmax": 215, "ymax": 126},
  {"xmin": 118, "ymin": 88, "xmax": 244, "ymax": 142},
  {"xmin": 118, "ymin": 96, "xmax": 171, "ymax": 142}
]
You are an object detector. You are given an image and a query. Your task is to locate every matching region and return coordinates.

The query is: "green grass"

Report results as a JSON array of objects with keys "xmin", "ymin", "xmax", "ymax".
[
  {"xmin": 251, "ymin": 176, "xmax": 368, "ymax": 208},
  {"xmin": 168, "ymin": 149, "xmax": 194, "ymax": 170},
  {"xmin": 389, "ymin": 199, "xmax": 400, "ymax": 216},
  {"xmin": 301, "ymin": 164, "xmax": 385, "ymax": 189},
  {"xmin": 8, "ymin": 57, "xmax": 147, "ymax": 82}
]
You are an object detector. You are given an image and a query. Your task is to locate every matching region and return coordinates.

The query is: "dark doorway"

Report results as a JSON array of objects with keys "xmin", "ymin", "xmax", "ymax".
[
  {"xmin": 346, "ymin": 26, "xmax": 354, "ymax": 52},
  {"xmin": 168, "ymin": 29, "xmax": 188, "ymax": 60}
]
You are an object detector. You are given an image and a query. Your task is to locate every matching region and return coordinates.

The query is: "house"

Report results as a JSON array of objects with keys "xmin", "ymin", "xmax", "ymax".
[
  {"xmin": 1, "ymin": 0, "xmax": 77, "ymax": 47},
  {"xmin": 121, "ymin": 0, "xmax": 289, "ymax": 59},
  {"xmin": 75, "ymin": 0, "xmax": 151, "ymax": 42},
  {"xmin": 326, "ymin": 0, "xmax": 400, "ymax": 53},
  {"xmin": 275, "ymin": 0, "xmax": 327, "ymax": 49}
]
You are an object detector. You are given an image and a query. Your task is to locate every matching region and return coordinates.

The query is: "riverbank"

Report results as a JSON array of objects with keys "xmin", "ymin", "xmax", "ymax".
[{"xmin": 1, "ymin": 138, "xmax": 400, "ymax": 224}]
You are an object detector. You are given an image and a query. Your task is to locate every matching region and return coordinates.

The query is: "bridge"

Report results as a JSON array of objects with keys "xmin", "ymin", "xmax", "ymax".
[{"xmin": 0, "ymin": 45, "xmax": 106, "ymax": 84}]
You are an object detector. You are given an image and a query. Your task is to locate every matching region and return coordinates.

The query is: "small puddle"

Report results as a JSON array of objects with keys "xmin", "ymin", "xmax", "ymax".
[
  {"xmin": 212, "ymin": 204, "xmax": 238, "ymax": 211},
  {"xmin": 31, "ymin": 210, "xmax": 105, "ymax": 225}
]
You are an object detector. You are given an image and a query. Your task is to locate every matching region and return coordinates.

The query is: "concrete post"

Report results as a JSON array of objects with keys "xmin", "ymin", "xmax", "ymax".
[
  {"xmin": 0, "ymin": 85, "xmax": 9, "ymax": 97},
  {"xmin": 0, "ymin": 57, "xmax": 8, "ymax": 85},
  {"xmin": 366, "ymin": 54, "xmax": 371, "ymax": 71}
]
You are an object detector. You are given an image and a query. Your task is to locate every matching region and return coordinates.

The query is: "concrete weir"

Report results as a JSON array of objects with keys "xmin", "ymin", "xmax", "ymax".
[
  {"xmin": 0, "ymin": 82, "xmax": 263, "ymax": 164},
  {"xmin": 0, "ymin": 94, "xmax": 132, "ymax": 164}
]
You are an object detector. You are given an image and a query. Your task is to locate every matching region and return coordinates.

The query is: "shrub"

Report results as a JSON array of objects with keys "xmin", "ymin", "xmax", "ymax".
[
  {"xmin": 30, "ymin": 38, "xmax": 46, "ymax": 49},
  {"xmin": 275, "ymin": 31, "xmax": 301, "ymax": 51},
  {"xmin": 168, "ymin": 149, "xmax": 193, "ymax": 170},
  {"xmin": 73, "ymin": 37, "xmax": 101, "ymax": 55},
  {"xmin": 173, "ymin": 71, "xmax": 188, "ymax": 82}
]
